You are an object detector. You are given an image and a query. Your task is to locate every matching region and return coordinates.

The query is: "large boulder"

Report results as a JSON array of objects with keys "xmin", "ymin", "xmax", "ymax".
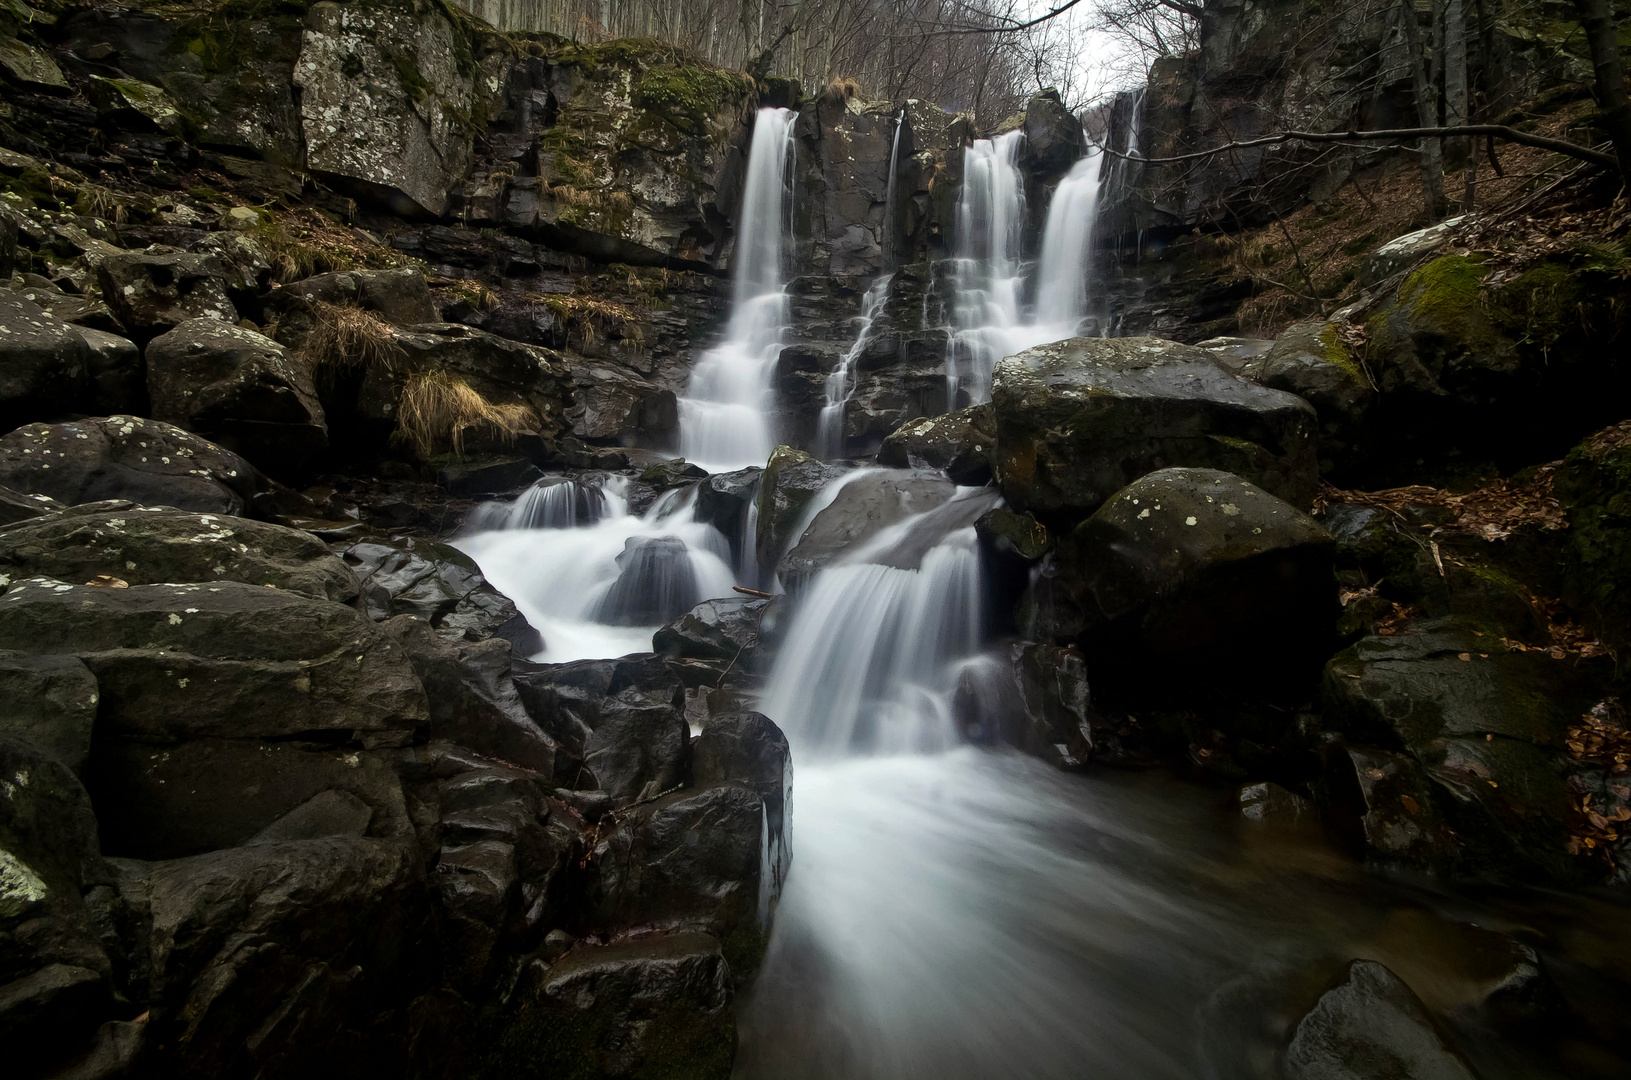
[
  {"xmin": 512, "ymin": 654, "xmax": 688, "ymax": 804},
  {"xmin": 1283, "ymin": 960, "xmax": 1477, "ymax": 1080},
  {"xmin": 695, "ymin": 467, "xmax": 762, "ymax": 574},
  {"xmin": 0, "ymin": 507, "xmax": 360, "ymax": 603},
  {"xmin": 754, "ymin": 446, "xmax": 846, "ymax": 568},
  {"xmin": 95, "ymin": 249, "xmax": 235, "ymax": 343},
  {"xmin": 293, "ymin": 0, "xmax": 507, "ymax": 218},
  {"xmin": 0, "ymin": 484, "xmax": 63, "ymax": 527},
  {"xmin": 0, "ymin": 651, "xmax": 99, "ymax": 775},
  {"xmin": 0, "ymin": 577, "xmax": 428, "ymax": 744},
  {"xmin": 1319, "ymin": 616, "xmax": 1608, "ymax": 883},
  {"xmin": 144, "ymin": 319, "xmax": 328, "ymax": 472},
  {"xmin": 592, "ymin": 536, "xmax": 706, "ymax": 628},
  {"xmin": 1555, "ymin": 420, "xmax": 1631, "ymax": 652},
  {"xmin": 1018, "ymin": 89, "xmax": 1086, "ymax": 181},
  {"xmin": 777, "ymin": 469, "xmax": 957, "ymax": 592},
  {"xmin": 1257, "ymin": 321, "xmax": 1374, "ymax": 473},
  {"xmin": 990, "ymin": 337, "xmax": 1319, "ymax": 523},
  {"xmin": 875, "ymin": 403, "xmax": 995, "ymax": 485},
  {"xmin": 76, "ymin": 327, "xmax": 146, "ymax": 417},
  {"xmin": 1041, "ymin": 468, "xmax": 1336, "ymax": 703},
  {"xmin": 339, "ymin": 534, "xmax": 542, "ymax": 653},
  {"xmin": 0, "ymin": 417, "xmax": 265, "ymax": 515},
  {"xmin": 485, "ymin": 932, "xmax": 735, "ymax": 1080},
  {"xmin": 653, "ymin": 597, "xmax": 773, "ymax": 666},
  {"xmin": 0, "ymin": 292, "xmax": 91, "ymax": 432},
  {"xmin": 691, "ymin": 710, "xmax": 793, "ymax": 899}
]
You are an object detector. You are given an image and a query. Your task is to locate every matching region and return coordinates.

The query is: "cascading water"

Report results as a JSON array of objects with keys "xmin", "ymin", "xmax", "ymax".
[
  {"xmin": 677, "ymin": 107, "xmax": 797, "ymax": 471},
  {"xmin": 945, "ymin": 134, "xmax": 1106, "ymax": 406},
  {"xmin": 817, "ymin": 274, "xmax": 893, "ymax": 459},
  {"xmin": 456, "ymin": 476, "xmax": 737, "ymax": 663}
]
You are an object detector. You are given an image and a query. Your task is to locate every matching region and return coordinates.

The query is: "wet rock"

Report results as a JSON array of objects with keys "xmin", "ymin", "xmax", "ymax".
[
  {"xmin": 1320, "ymin": 616, "xmax": 1604, "ymax": 882},
  {"xmin": 777, "ymin": 469, "xmax": 957, "ymax": 592},
  {"xmin": 653, "ymin": 597, "xmax": 772, "ymax": 667},
  {"xmin": 875, "ymin": 403, "xmax": 996, "ymax": 484},
  {"xmin": 1283, "ymin": 960, "xmax": 1478, "ymax": 1080},
  {"xmin": 489, "ymin": 932, "xmax": 734, "ymax": 1080},
  {"xmin": 383, "ymin": 615, "xmax": 555, "ymax": 777},
  {"xmin": 1239, "ymin": 781, "xmax": 1317, "ymax": 826},
  {"xmin": 89, "ymin": 737, "xmax": 412, "ymax": 859},
  {"xmin": 0, "ymin": 417, "xmax": 265, "ymax": 516},
  {"xmin": 339, "ymin": 534, "xmax": 542, "ymax": 653},
  {"xmin": 144, "ymin": 319, "xmax": 328, "ymax": 473},
  {"xmin": 593, "ymin": 783, "xmax": 774, "ymax": 974},
  {"xmin": 0, "ymin": 964, "xmax": 114, "ymax": 1077},
  {"xmin": 1196, "ymin": 336, "xmax": 1274, "ymax": 377},
  {"xmin": 1019, "ymin": 89, "xmax": 1086, "ymax": 181},
  {"xmin": 0, "ymin": 292, "xmax": 91, "ymax": 432},
  {"xmin": 249, "ymin": 790, "xmax": 375, "ymax": 845},
  {"xmin": 1555, "ymin": 420, "xmax": 1631, "ymax": 651},
  {"xmin": 0, "ymin": 651, "xmax": 98, "ymax": 775},
  {"xmin": 437, "ymin": 456, "xmax": 543, "ymax": 498},
  {"xmin": 94, "ymin": 249, "xmax": 235, "ymax": 343},
  {"xmin": 512, "ymin": 654, "xmax": 687, "ymax": 804},
  {"xmin": 990, "ymin": 337, "xmax": 1319, "ymax": 523},
  {"xmin": 1258, "ymin": 321, "xmax": 1374, "ymax": 472},
  {"xmin": 111, "ymin": 835, "xmax": 423, "ymax": 1077},
  {"xmin": 1051, "ymin": 468, "xmax": 1336, "ymax": 702},
  {"xmin": 569, "ymin": 360, "xmax": 680, "ymax": 447},
  {"xmin": 594, "ymin": 536, "xmax": 704, "ymax": 628},
  {"xmin": 0, "ymin": 577, "xmax": 428, "ymax": 744},
  {"xmin": 1361, "ymin": 218, "xmax": 1465, "ymax": 285},
  {"xmin": 954, "ymin": 642, "xmax": 1096, "ymax": 768},
  {"xmin": 74, "ymin": 327, "xmax": 145, "ymax": 417},
  {"xmin": 691, "ymin": 710, "xmax": 792, "ymax": 897},
  {"xmin": 293, "ymin": 0, "xmax": 505, "ymax": 218},
  {"xmin": 755, "ymin": 445, "xmax": 846, "ymax": 568},
  {"xmin": 695, "ymin": 466, "xmax": 762, "ymax": 569},
  {"xmin": 271, "ymin": 267, "xmax": 437, "ymax": 330},
  {"xmin": 0, "ymin": 507, "xmax": 360, "ymax": 603}
]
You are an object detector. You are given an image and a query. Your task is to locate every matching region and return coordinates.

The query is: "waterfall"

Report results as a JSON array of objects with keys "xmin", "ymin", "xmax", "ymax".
[
  {"xmin": 817, "ymin": 274, "xmax": 893, "ymax": 459},
  {"xmin": 944, "ymin": 132, "xmax": 1106, "ymax": 406},
  {"xmin": 456, "ymin": 479, "xmax": 737, "ymax": 663},
  {"xmin": 1034, "ymin": 151, "xmax": 1105, "ymax": 332},
  {"xmin": 882, "ymin": 109, "xmax": 905, "ymax": 271},
  {"xmin": 678, "ymin": 107, "xmax": 797, "ymax": 472}
]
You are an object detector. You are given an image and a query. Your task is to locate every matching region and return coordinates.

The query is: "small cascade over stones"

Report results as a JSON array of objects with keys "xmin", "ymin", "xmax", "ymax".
[
  {"xmin": 944, "ymin": 131, "xmax": 1107, "ymax": 406},
  {"xmin": 678, "ymin": 107, "xmax": 797, "ymax": 471},
  {"xmin": 457, "ymin": 478, "xmax": 738, "ymax": 662},
  {"xmin": 818, "ymin": 274, "xmax": 894, "ymax": 458}
]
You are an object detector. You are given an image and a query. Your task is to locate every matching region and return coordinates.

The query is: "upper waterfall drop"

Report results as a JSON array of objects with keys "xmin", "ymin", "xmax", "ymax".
[
  {"xmin": 1035, "ymin": 149, "xmax": 1105, "ymax": 332},
  {"xmin": 678, "ymin": 107, "xmax": 797, "ymax": 472}
]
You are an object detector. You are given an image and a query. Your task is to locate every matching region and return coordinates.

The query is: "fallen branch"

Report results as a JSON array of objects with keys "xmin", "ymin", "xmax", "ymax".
[
  {"xmin": 1097, "ymin": 126, "xmax": 1617, "ymax": 173},
  {"xmin": 733, "ymin": 585, "xmax": 774, "ymax": 598}
]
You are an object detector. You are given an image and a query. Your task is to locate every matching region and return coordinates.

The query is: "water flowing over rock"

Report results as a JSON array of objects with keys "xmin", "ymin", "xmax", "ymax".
[{"xmin": 679, "ymin": 108, "xmax": 796, "ymax": 470}]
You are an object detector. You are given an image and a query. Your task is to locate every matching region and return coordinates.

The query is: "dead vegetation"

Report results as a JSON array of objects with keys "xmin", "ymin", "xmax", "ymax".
[
  {"xmin": 252, "ymin": 206, "xmax": 416, "ymax": 284},
  {"xmin": 536, "ymin": 293, "xmax": 645, "ymax": 347},
  {"xmin": 297, "ymin": 301, "xmax": 403, "ymax": 375},
  {"xmin": 1315, "ymin": 467, "xmax": 1569, "ymax": 540},
  {"xmin": 396, "ymin": 370, "xmax": 538, "ymax": 459}
]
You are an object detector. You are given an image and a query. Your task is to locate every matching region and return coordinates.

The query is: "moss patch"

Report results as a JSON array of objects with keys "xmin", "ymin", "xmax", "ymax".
[{"xmin": 635, "ymin": 63, "xmax": 752, "ymax": 134}]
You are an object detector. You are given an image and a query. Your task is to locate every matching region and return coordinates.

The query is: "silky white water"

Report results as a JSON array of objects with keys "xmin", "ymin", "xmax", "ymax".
[
  {"xmin": 944, "ymin": 134, "xmax": 1107, "ymax": 406},
  {"xmin": 456, "ymin": 478, "xmax": 736, "ymax": 663},
  {"xmin": 817, "ymin": 274, "xmax": 893, "ymax": 459},
  {"xmin": 679, "ymin": 108, "xmax": 797, "ymax": 471}
]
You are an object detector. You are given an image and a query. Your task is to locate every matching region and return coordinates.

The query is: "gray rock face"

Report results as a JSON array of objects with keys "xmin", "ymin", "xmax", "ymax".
[
  {"xmin": 0, "ymin": 652, "xmax": 99, "ymax": 775},
  {"xmin": 695, "ymin": 466, "xmax": 761, "ymax": 569},
  {"xmin": 1019, "ymin": 90, "xmax": 1086, "ymax": 182},
  {"xmin": 0, "ymin": 577, "xmax": 428, "ymax": 744},
  {"xmin": 755, "ymin": 446, "xmax": 846, "ymax": 568},
  {"xmin": 1257, "ymin": 321, "xmax": 1374, "ymax": 471},
  {"xmin": 0, "ymin": 292, "xmax": 91, "ymax": 432},
  {"xmin": 654, "ymin": 597, "xmax": 772, "ymax": 666},
  {"xmin": 594, "ymin": 536, "xmax": 704, "ymax": 628},
  {"xmin": 875, "ymin": 403, "xmax": 995, "ymax": 484},
  {"xmin": 778, "ymin": 470, "xmax": 957, "ymax": 593},
  {"xmin": 145, "ymin": 319, "xmax": 328, "ymax": 472},
  {"xmin": 990, "ymin": 337, "xmax": 1320, "ymax": 522},
  {"xmin": 1050, "ymin": 468, "xmax": 1336, "ymax": 701},
  {"xmin": 0, "ymin": 417, "xmax": 264, "ymax": 515},
  {"xmin": 294, "ymin": 0, "xmax": 505, "ymax": 217},
  {"xmin": 339, "ymin": 534, "xmax": 541, "ymax": 652},
  {"xmin": 493, "ymin": 932, "xmax": 735, "ymax": 1080},
  {"xmin": 0, "ymin": 484, "xmax": 64, "ymax": 527},
  {"xmin": 74, "ymin": 327, "xmax": 145, "ymax": 417},
  {"xmin": 954, "ymin": 642, "xmax": 1095, "ymax": 769},
  {"xmin": 95, "ymin": 249, "xmax": 236, "ymax": 343},
  {"xmin": 691, "ymin": 710, "xmax": 792, "ymax": 901},
  {"xmin": 1283, "ymin": 960, "xmax": 1477, "ymax": 1080},
  {"xmin": 795, "ymin": 97, "xmax": 899, "ymax": 277},
  {"xmin": 0, "ymin": 507, "xmax": 358, "ymax": 603}
]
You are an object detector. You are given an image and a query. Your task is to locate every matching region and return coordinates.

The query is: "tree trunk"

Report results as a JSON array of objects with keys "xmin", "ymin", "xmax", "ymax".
[
  {"xmin": 1398, "ymin": 0, "xmax": 1448, "ymax": 219},
  {"xmin": 1444, "ymin": 0, "xmax": 1469, "ymax": 127},
  {"xmin": 1571, "ymin": 0, "xmax": 1631, "ymax": 184}
]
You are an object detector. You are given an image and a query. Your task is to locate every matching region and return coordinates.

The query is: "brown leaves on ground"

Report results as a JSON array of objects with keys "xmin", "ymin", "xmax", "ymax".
[
  {"xmin": 1316, "ymin": 467, "xmax": 1567, "ymax": 540},
  {"xmin": 1566, "ymin": 699, "xmax": 1631, "ymax": 775},
  {"xmin": 1565, "ymin": 700, "xmax": 1631, "ymax": 860}
]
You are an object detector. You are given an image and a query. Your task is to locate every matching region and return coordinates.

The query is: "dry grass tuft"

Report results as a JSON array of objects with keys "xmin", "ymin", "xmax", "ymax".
[
  {"xmin": 397, "ymin": 370, "xmax": 538, "ymax": 459},
  {"xmin": 299, "ymin": 301, "xmax": 403, "ymax": 375},
  {"xmin": 536, "ymin": 293, "xmax": 643, "ymax": 347},
  {"xmin": 826, "ymin": 77, "xmax": 862, "ymax": 102}
]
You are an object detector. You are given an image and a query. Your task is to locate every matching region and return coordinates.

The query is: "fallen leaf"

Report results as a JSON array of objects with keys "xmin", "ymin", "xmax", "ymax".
[{"xmin": 86, "ymin": 574, "xmax": 128, "ymax": 588}]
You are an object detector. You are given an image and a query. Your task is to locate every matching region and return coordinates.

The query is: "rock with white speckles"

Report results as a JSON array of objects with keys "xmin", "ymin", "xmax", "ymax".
[
  {"xmin": 0, "ymin": 576, "xmax": 429, "ymax": 743},
  {"xmin": 990, "ymin": 336, "xmax": 1320, "ymax": 524},
  {"xmin": 0, "ymin": 507, "xmax": 359, "ymax": 603},
  {"xmin": 0, "ymin": 483, "xmax": 65, "ymax": 527},
  {"xmin": 0, "ymin": 416, "xmax": 266, "ymax": 515},
  {"xmin": 1038, "ymin": 467, "xmax": 1337, "ymax": 703},
  {"xmin": 876, "ymin": 403, "xmax": 995, "ymax": 484},
  {"xmin": 0, "ymin": 292, "xmax": 92, "ymax": 433},
  {"xmin": 94, "ymin": 248, "xmax": 237, "ymax": 344},
  {"xmin": 145, "ymin": 318, "xmax": 328, "ymax": 473},
  {"xmin": 0, "ymin": 651, "xmax": 99, "ymax": 775}
]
